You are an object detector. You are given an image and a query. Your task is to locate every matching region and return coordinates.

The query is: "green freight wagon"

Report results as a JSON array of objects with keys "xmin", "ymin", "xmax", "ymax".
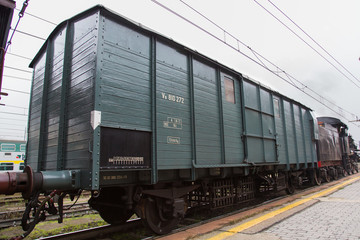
[{"xmin": 20, "ymin": 5, "xmax": 321, "ymax": 234}]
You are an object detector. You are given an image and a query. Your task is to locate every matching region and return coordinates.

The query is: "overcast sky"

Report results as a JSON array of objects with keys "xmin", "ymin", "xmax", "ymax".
[{"xmin": 1, "ymin": 0, "xmax": 360, "ymax": 145}]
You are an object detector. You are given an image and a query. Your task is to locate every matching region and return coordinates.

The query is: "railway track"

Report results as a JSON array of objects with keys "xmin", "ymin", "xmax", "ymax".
[
  {"xmin": 28, "ymin": 219, "xmax": 143, "ymax": 240},
  {"xmin": 16, "ymin": 182, "xmax": 319, "ymax": 240},
  {"xmin": 0, "ymin": 192, "xmax": 91, "ymax": 205},
  {"xmin": 0, "ymin": 191, "xmax": 92, "ymax": 229},
  {"xmin": 2, "ymin": 173, "xmax": 358, "ymax": 240},
  {"xmin": 0, "ymin": 202, "xmax": 95, "ymax": 228},
  {"xmin": 8, "ymin": 190, "xmax": 294, "ymax": 240},
  {"xmin": 0, "ymin": 195, "xmax": 24, "ymax": 205}
]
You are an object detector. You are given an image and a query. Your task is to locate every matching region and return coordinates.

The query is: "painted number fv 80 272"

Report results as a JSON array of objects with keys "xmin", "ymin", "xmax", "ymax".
[{"xmin": 161, "ymin": 92, "xmax": 185, "ymax": 104}]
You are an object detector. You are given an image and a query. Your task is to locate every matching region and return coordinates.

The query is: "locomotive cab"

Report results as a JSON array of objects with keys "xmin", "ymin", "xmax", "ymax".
[{"xmin": 317, "ymin": 117, "xmax": 357, "ymax": 178}]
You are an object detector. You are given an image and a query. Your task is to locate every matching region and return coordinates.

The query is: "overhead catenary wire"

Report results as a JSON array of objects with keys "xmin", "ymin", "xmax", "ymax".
[
  {"xmin": 0, "ymin": 134, "xmax": 26, "ymax": 138},
  {"xmin": 178, "ymin": 2, "xmax": 329, "ymax": 92},
  {"xmin": 2, "ymin": 88, "xmax": 30, "ymax": 95},
  {"xmin": 253, "ymin": 0, "xmax": 360, "ymax": 88},
  {"xmin": 0, "ymin": 117, "xmax": 27, "ymax": 121},
  {"xmin": 15, "ymin": 7, "xmax": 57, "ymax": 26},
  {"xmin": 0, "ymin": 111, "xmax": 28, "ymax": 116},
  {"xmin": 1, "ymin": 105, "xmax": 29, "ymax": 116},
  {"xmin": 180, "ymin": 0, "xmax": 300, "ymax": 87},
  {"xmin": 177, "ymin": 0, "xmax": 360, "ymax": 123},
  {"xmin": 6, "ymin": 52, "xmax": 32, "ymax": 61},
  {"xmin": 267, "ymin": 0, "xmax": 360, "ymax": 85},
  {"xmin": 0, "ymin": 127, "xmax": 26, "ymax": 132},
  {"xmin": 2, "ymin": 104, "xmax": 28, "ymax": 110},
  {"xmin": 151, "ymin": 0, "xmax": 359, "ymax": 127},
  {"xmin": 0, "ymin": 122, "xmax": 27, "ymax": 127},
  {"xmin": 177, "ymin": 0, "xmax": 358, "ymax": 120},
  {"xmin": 3, "ymin": 75, "xmax": 31, "ymax": 81},
  {"xmin": 250, "ymin": 1, "xmax": 360, "ymax": 120},
  {"xmin": 4, "ymin": 66, "xmax": 32, "ymax": 74},
  {"xmin": 10, "ymin": 28, "xmax": 46, "ymax": 41}
]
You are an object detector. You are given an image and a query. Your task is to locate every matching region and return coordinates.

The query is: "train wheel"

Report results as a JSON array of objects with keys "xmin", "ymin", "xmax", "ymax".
[
  {"xmin": 310, "ymin": 169, "xmax": 321, "ymax": 186},
  {"xmin": 88, "ymin": 187, "xmax": 133, "ymax": 225},
  {"xmin": 333, "ymin": 168, "xmax": 338, "ymax": 180},
  {"xmin": 342, "ymin": 168, "xmax": 348, "ymax": 177},
  {"xmin": 97, "ymin": 206, "xmax": 133, "ymax": 225},
  {"xmin": 285, "ymin": 173, "xmax": 295, "ymax": 194},
  {"xmin": 351, "ymin": 163, "xmax": 358, "ymax": 174},
  {"xmin": 143, "ymin": 197, "xmax": 179, "ymax": 234},
  {"xmin": 329, "ymin": 167, "xmax": 338, "ymax": 180},
  {"xmin": 323, "ymin": 170, "xmax": 331, "ymax": 183},
  {"xmin": 345, "ymin": 164, "xmax": 352, "ymax": 175},
  {"xmin": 337, "ymin": 167, "xmax": 343, "ymax": 177}
]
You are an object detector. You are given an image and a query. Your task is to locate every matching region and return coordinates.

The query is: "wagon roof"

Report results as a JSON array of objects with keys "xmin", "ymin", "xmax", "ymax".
[{"xmin": 29, "ymin": 4, "xmax": 312, "ymax": 111}]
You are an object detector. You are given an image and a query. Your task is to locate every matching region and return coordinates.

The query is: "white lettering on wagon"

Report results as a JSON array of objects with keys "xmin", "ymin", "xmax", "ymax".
[
  {"xmin": 167, "ymin": 136, "xmax": 181, "ymax": 144},
  {"xmin": 163, "ymin": 117, "xmax": 182, "ymax": 130},
  {"xmin": 161, "ymin": 92, "xmax": 185, "ymax": 104},
  {"xmin": 108, "ymin": 156, "xmax": 144, "ymax": 165}
]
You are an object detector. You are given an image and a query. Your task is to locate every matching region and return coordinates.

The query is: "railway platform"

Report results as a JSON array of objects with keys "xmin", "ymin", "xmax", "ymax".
[{"xmin": 159, "ymin": 173, "xmax": 360, "ymax": 240}]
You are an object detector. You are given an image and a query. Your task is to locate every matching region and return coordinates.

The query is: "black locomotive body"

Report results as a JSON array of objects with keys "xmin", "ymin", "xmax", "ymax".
[{"xmin": 316, "ymin": 117, "xmax": 357, "ymax": 181}]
